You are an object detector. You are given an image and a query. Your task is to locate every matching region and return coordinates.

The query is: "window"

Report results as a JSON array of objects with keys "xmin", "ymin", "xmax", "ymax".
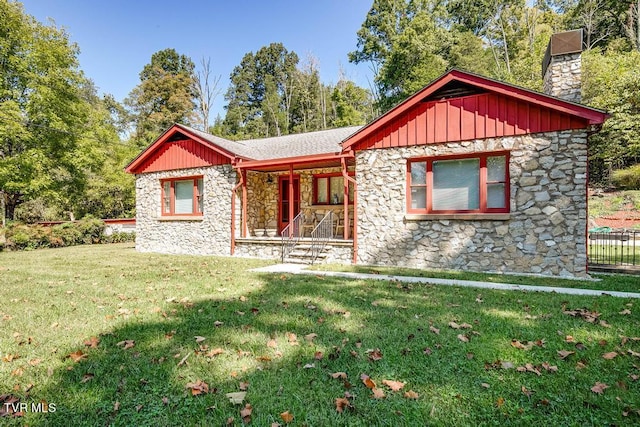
[
  {"xmin": 161, "ymin": 176, "xmax": 204, "ymax": 216},
  {"xmin": 407, "ymin": 152, "xmax": 509, "ymax": 214},
  {"xmin": 313, "ymin": 173, "xmax": 354, "ymax": 205}
]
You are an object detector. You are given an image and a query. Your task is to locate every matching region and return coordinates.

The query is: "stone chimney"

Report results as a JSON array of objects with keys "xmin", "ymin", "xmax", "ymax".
[{"xmin": 542, "ymin": 29, "xmax": 583, "ymax": 103}]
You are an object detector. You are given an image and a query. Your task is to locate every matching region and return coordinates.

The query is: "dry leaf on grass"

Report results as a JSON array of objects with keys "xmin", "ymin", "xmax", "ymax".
[
  {"xmin": 557, "ymin": 350, "xmax": 575, "ymax": 360},
  {"xmin": 361, "ymin": 373, "xmax": 376, "ymax": 389},
  {"xmin": 367, "ymin": 348, "xmax": 383, "ymax": 361},
  {"xmin": 185, "ymin": 380, "xmax": 209, "ymax": 396},
  {"xmin": 429, "ymin": 326, "xmax": 440, "ymax": 335},
  {"xmin": 116, "ymin": 340, "xmax": 135, "ymax": 350},
  {"xmin": 67, "ymin": 350, "xmax": 87, "ymax": 363},
  {"xmin": 331, "ymin": 372, "xmax": 347, "ymax": 379},
  {"xmin": 591, "ymin": 382, "xmax": 609, "ymax": 394},
  {"xmin": 240, "ymin": 404, "xmax": 252, "ymax": 423},
  {"xmin": 280, "ymin": 410, "xmax": 294, "ymax": 423},
  {"xmin": 404, "ymin": 390, "xmax": 419, "ymax": 399},
  {"xmin": 603, "ymin": 352, "xmax": 618, "ymax": 360},
  {"xmin": 371, "ymin": 387, "xmax": 386, "ymax": 399},
  {"xmin": 382, "ymin": 379, "xmax": 405, "ymax": 391},
  {"xmin": 335, "ymin": 397, "xmax": 351, "ymax": 413},
  {"xmin": 226, "ymin": 391, "xmax": 247, "ymax": 404},
  {"xmin": 84, "ymin": 336, "xmax": 100, "ymax": 348}
]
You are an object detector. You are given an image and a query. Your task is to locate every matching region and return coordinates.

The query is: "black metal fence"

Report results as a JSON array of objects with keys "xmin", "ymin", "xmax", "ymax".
[{"xmin": 588, "ymin": 229, "xmax": 639, "ymax": 270}]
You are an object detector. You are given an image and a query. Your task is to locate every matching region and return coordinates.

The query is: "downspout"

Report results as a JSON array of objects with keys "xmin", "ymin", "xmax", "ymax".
[
  {"xmin": 231, "ymin": 162, "xmax": 244, "ymax": 255},
  {"xmin": 341, "ymin": 156, "xmax": 358, "ymax": 264}
]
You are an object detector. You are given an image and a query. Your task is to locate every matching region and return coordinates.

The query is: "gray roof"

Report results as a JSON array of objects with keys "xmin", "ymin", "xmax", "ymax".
[{"xmin": 178, "ymin": 124, "xmax": 362, "ymax": 161}]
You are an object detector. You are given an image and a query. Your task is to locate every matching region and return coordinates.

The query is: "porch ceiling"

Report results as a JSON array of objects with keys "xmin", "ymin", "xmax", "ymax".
[{"xmin": 237, "ymin": 153, "xmax": 355, "ymax": 172}]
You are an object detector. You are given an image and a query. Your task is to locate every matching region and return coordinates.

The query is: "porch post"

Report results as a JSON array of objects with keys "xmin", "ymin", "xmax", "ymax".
[
  {"xmin": 342, "ymin": 159, "xmax": 349, "ymax": 240},
  {"xmin": 241, "ymin": 169, "xmax": 247, "ymax": 238},
  {"xmin": 341, "ymin": 156, "xmax": 358, "ymax": 264},
  {"xmin": 231, "ymin": 164, "xmax": 244, "ymax": 255},
  {"xmin": 288, "ymin": 164, "xmax": 294, "ymax": 236}
]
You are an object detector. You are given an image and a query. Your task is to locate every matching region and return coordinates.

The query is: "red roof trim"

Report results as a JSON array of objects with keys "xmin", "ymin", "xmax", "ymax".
[
  {"xmin": 342, "ymin": 69, "xmax": 609, "ymax": 150},
  {"xmin": 236, "ymin": 152, "xmax": 346, "ymax": 171},
  {"xmin": 125, "ymin": 124, "xmax": 244, "ymax": 174}
]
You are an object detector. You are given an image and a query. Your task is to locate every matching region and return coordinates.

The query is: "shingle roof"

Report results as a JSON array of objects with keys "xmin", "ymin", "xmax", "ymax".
[{"xmin": 178, "ymin": 124, "xmax": 362, "ymax": 161}]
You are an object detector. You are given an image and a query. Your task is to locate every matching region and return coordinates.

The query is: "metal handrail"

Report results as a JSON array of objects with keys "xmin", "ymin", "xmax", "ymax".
[
  {"xmin": 281, "ymin": 211, "xmax": 305, "ymax": 262},
  {"xmin": 588, "ymin": 229, "xmax": 639, "ymax": 268},
  {"xmin": 310, "ymin": 211, "xmax": 334, "ymax": 265}
]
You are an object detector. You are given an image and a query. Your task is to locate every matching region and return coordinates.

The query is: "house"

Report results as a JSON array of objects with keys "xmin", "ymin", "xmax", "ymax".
[{"xmin": 126, "ymin": 30, "xmax": 608, "ymax": 277}]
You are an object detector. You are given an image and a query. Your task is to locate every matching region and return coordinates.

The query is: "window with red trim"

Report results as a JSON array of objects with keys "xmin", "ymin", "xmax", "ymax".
[
  {"xmin": 161, "ymin": 176, "xmax": 204, "ymax": 216},
  {"xmin": 407, "ymin": 152, "xmax": 509, "ymax": 214},
  {"xmin": 313, "ymin": 173, "xmax": 354, "ymax": 205}
]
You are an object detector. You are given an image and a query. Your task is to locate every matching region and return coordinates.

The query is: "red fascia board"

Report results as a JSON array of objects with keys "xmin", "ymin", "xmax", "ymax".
[
  {"xmin": 125, "ymin": 124, "xmax": 246, "ymax": 174},
  {"xmin": 236, "ymin": 152, "xmax": 346, "ymax": 171},
  {"xmin": 342, "ymin": 69, "xmax": 609, "ymax": 151}
]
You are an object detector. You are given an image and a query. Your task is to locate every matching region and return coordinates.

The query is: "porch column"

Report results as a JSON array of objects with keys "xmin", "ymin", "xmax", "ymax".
[
  {"xmin": 230, "ymin": 165, "xmax": 244, "ymax": 255},
  {"xmin": 342, "ymin": 160, "xmax": 349, "ymax": 240},
  {"xmin": 288, "ymin": 164, "xmax": 294, "ymax": 236},
  {"xmin": 341, "ymin": 156, "xmax": 358, "ymax": 264},
  {"xmin": 241, "ymin": 169, "xmax": 247, "ymax": 238}
]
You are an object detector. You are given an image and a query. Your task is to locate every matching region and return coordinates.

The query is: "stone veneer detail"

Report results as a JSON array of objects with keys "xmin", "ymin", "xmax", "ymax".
[
  {"xmin": 135, "ymin": 165, "xmax": 238, "ymax": 255},
  {"xmin": 356, "ymin": 130, "xmax": 588, "ymax": 277},
  {"xmin": 543, "ymin": 52, "xmax": 581, "ymax": 103}
]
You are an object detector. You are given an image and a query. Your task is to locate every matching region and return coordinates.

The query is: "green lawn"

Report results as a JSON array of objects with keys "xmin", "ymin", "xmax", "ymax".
[{"xmin": 1, "ymin": 244, "xmax": 639, "ymax": 426}]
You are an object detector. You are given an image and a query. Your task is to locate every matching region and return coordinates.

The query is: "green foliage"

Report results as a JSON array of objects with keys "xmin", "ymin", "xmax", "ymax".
[
  {"xmin": 1, "ymin": 219, "xmax": 134, "ymax": 251},
  {"xmin": 126, "ymin": 48, "xmax": 197, "ymax": 147},
  {"xmin": 611, "ymin": 164, "xmax": 640, "ymax": 190}
]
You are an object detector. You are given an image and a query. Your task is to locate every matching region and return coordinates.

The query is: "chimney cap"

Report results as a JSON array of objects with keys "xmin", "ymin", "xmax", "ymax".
[{"xmin": 543, "ymin": 29, "xmax": 583, "ymax": 78}]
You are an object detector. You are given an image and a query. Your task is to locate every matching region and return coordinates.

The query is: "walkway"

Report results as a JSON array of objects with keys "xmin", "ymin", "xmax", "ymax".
[{"xmin": 251, "ymin": 263, "xmax": 640, "ymax": 299}]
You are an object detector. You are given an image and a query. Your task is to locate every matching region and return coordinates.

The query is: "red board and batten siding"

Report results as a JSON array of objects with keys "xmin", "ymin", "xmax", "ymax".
[
  {"xmin": 134, "ymin": 139, "xmax": 231, "ymax": 174},
  {"xmin": 350, "ymin": 93, "xmax": 589, "ymax": 151}
]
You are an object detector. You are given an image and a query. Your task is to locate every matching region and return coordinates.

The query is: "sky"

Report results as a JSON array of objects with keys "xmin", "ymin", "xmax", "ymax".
[{"xmin": 19, "ymin": 0, "xmax": 375, "ymax": 121}]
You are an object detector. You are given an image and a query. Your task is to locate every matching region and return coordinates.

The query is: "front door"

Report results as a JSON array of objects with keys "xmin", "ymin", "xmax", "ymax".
[{"xmin": 278, "ymin": 176, "xmax": 300, "ymax": 234}]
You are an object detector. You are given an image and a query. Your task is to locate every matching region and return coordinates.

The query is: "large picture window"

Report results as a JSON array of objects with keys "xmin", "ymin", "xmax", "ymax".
[
  {"xmin": 313, "ymin": 173, "xmax": 354, "ymax": 205},
  {"xmin": 161, "ymin": 176, "xmax": 204, "ymax": 216},
  {"xmin": 407, "ymin": 152, "xmax": 509, "ymax": 214}
]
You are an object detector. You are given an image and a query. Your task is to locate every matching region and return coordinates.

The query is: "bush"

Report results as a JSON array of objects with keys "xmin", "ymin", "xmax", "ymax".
[
  {"xmin": 2, "ymin": 218, "xmax": 135, "ymax": 251},
  {"xmin": 611, "ymin": 164, "xmax": 640, "ymax": 190}
]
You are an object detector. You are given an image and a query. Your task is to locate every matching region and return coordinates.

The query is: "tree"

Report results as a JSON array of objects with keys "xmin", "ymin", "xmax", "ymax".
[
  {"xmin": 329, "ymin": 78, "xmax": 374, "ymax": 127},
  {"xmin": 193, "ymin": 57, "xmax": 222, "ymax": 131},
  {"xmin": 223, "ymin": 43, "xmax": 299, "ymax": 138},
  {"xmin": 0, "ymin": 1, "xmax": 88, "ymax": 220},
  {"xmin": 126, "ymin": 48, "xmax": 197, "ymax": 146}
]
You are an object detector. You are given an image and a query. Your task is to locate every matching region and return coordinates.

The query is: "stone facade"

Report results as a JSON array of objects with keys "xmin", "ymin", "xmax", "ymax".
[
  {"xmin": 356, "ymin": 130, "xmax": 589, "ymax": 277},
  {"xmin": 135, "ymin": 165, "xmax": 238, "ymax": 255},
  {"xmin": 543, "ymin": 52, "xmax": 581, "ymax": 103}
]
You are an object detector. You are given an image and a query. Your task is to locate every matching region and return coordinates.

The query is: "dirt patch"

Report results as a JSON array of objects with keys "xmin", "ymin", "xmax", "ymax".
[{"xmin": 592, "ymin": 211, "xmax": 640, "ymax": 229}]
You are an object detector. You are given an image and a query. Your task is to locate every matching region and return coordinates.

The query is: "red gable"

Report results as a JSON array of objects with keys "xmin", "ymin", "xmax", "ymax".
[
  {"xmin": 342, "ymin": 69, "xmax": 608, "ymax": 151},
  {"xmin": 126, "ymin": 124, "xmax": 237, "ymax": 174}
]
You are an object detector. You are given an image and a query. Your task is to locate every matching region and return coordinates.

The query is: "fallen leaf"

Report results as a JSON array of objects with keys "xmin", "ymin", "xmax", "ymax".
[
  {"xmin": 449, "ymin": 321, "xmax": 461, "ymax": 329},
  {"xmin": 557, "ymin": 350, "xmax": 575, "ymax": 360},
  {"xmin": 335, "ymin": 397, "xmax": 351, "ymax": 413},
  {"xmin": 116, "ymin": 340, "xmax": 135, "ymax": 350},
  {"xmin": 225, "ymin": 392, "xmax": 247, "ymax": 404},
  {"xmin": 521, "ymin": 386, "xmax": 534, "ymax": 397},
  {"xmin": 429, "ymin": 326, "xmax": 440, "ymax": 335},
  {"xmin": 214, "ymin": 320, "xmax": 224, "ymax": 327},
  {"xmin": 68, "ymin": 350, "xmax": 87, "ymax": 363},
  {"xmin": 81, "ymin": 373, "xmax": 94, "ymax": 383},
  {"xmin": 240, "ymin": 403, "xmax": 252, "ymax": 423},
  {"xmin": 481, "ymin": 383, "xmax": 490, "ymax": 389},
  {"xmin": 286, "ymin": 332, "xmax": 298, "ymax": 346},
  {"xmin": 314, "ymin": 351, "xmax": 324, "ymax": 360},
  {"xmin": 280, "ymin": 410, "xmax": 294, "ymax": 423},
  {"xmin": 501, "ymin": 361, "xmax": 514, "ymax": 369},
  {"xmin": 28, "ymin": 359, "xmax": 41, "ymax": 366},
  {"xmin": 84, "ymin": 336, "xmax": 100, "ymax": 348},
  {"xmin": 331, "ymin": 372, "xmax": 347, "ymax": 379},
  {"xmin": 565, "ymin": 335, "xmax": 575, "ymax": 343},
  {"xmin": 628, "ymin": 349, "xmax": 640, "ymax": 358},
  {"xmin": 239, "ymin": 381, "xmax": 249, "ymax": 391},
  {"xmin": 619, "ymin": 309, "xmax": 631, "ymax": 315},
  {"xmin": 457, "ymin": 334, "xmax": 469, "ymax": 343},
  {"xmin": 206, "ymin": 348, "xmax": 224, "ymax": 358},
  {"xmin": 303, "ymin": 363, "xmax": 315, "ymax": 369},
  {"xmin": 603, "ymin": 352, "xmax": 618, "ymax": 360},
  {"xmin": 591, "ymin": 382, "xmax": 609, "ymax": 394},
  {"xmin": 185, "ymin": 380, "xmax": 209, "ymax": 396},
  {"xmin": 361, "ymin": 373, "xmax": 376, "ymax": 389},
  {"xmin": 367, "ymin": 348, "xmax": 383, "ymax": 361},
  {"xmin": 113, "ymin": 401, "xmax": 120, "ymax": 412},
  {"xmin": 496, "ymin": 397, "xmax": 505, "ymax": 408},
  {"xmin": 404, "ymin": 390, "xmax": 419, "ymax": 399},
  {"xmin": 3, "ymin": 354, "xmax": 20, "ymax": 362},
  {"xmin": 382, "ymin": 379, "xmax": 405, "ymax": 391},
  {"xmin": 195, "ymin": 336, "xmax": 206, "ymax": 343},
  {"xmin": 267, "ymin": 339, "xmax": 278, "ymax": 348},
  {"xmin": 371, "ymin": 387, "xmax": 386, "ymax": 399},
  {"xmin": 304, "ymin": 333, "xmax": 318, "ymax": 343}
]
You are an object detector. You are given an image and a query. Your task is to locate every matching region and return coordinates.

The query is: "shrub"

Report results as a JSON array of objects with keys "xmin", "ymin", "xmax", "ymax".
[
  {"xmin": 5, "ymin": 224, "xmax": 51, "ymax": 250},
  {"xmin": 611, "ymin": 164, "xmax": 640, "ymax": 190}
]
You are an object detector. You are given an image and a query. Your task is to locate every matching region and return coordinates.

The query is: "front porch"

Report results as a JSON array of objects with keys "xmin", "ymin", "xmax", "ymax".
[{"xmin": 231, "ymin": 153, "xmax": 358, "ymax": 263}]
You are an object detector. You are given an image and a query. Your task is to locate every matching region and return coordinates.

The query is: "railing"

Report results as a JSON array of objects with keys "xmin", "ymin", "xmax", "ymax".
[
  {"xmin": 281, "ymin": 212, "xmax": 305, "ymax": 262},
  {"xmin": 588, "ymin": 229, "xmax": 639, "ymax": 271},
  {"xmin": 310, "ymin": 211, "xmax": 334, "ymax": 265}
]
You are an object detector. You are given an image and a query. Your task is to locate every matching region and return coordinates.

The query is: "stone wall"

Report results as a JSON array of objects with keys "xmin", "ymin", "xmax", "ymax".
[
  {"xmin": 135, "ymin": 165, "xmax": 238, "ymax": 255},
  {"xmin": 543, "ymin": 52, "xmax": 581, "ymax": 103},
  {"xmin": 356, "ymin": 130, "xmax": 588, "ymax": 277},
  {"xmin": 234, "ymin": 238, "xmax": 353, "ymax": 264}
]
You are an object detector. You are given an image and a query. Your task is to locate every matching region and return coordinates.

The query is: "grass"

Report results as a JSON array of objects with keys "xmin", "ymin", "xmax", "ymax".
[
  {"xmin": 313, "ymin": 264, "xmax": 640, "ymax": 294},
  {"xmin": 0, "ymin": 244, "xmax": 639, "ymax": 426},
  {"xmin": 589, "ymin": 190, "xmax": 640, "ymax": 218}
]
